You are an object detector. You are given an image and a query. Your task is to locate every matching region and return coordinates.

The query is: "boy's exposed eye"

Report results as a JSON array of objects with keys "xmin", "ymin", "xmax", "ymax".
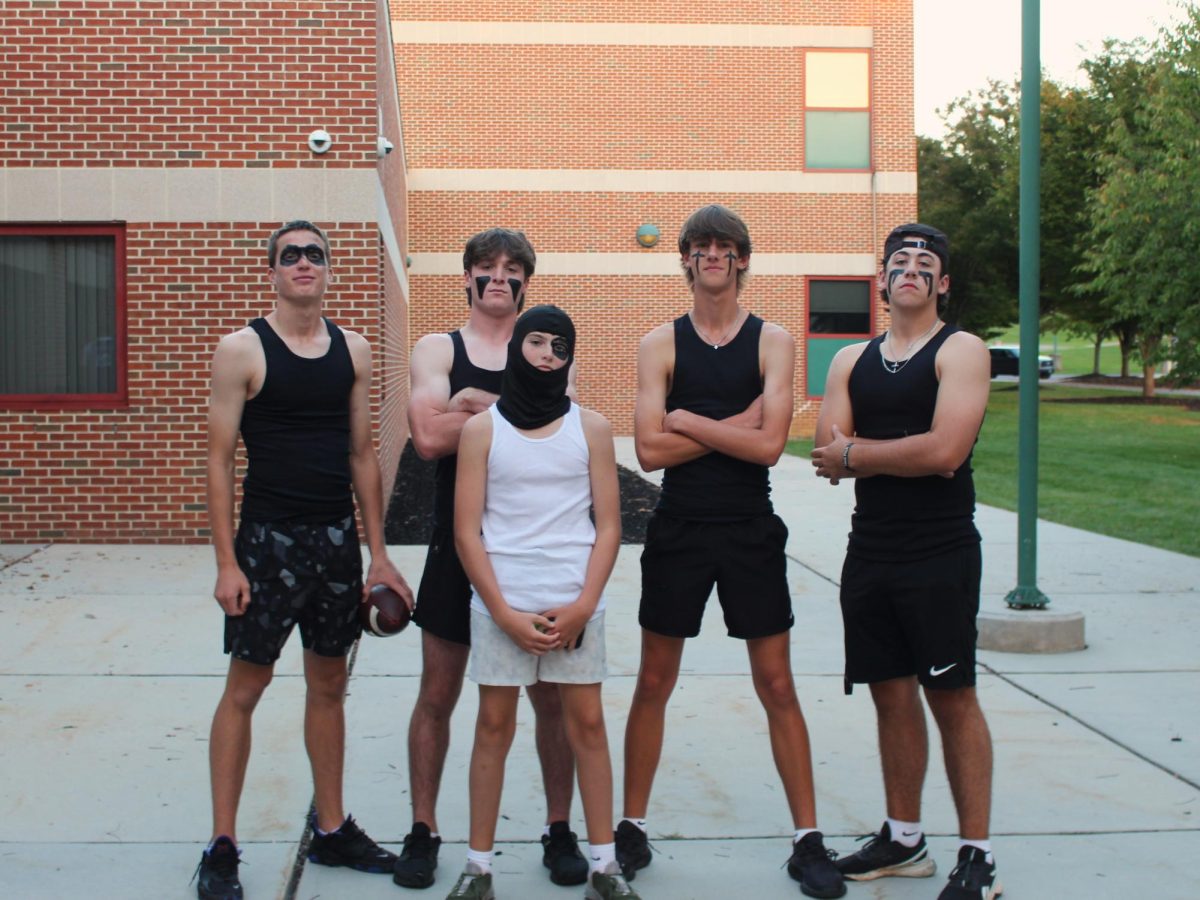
[{"xmin": 551, "ymin": 337, "xmax": 569, "ymax": 360}]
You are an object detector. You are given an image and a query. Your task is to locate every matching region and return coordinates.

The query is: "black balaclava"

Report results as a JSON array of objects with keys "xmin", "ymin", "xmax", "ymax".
[{"xmin": 496, "ymin": 305, "xmax": 575, "ymax": 430}]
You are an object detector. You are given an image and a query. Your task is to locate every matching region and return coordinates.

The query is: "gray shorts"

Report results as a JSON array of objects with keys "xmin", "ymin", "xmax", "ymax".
[{"xmin": 468, "ymin": 608, "xmax": 608, "ymax": 686}]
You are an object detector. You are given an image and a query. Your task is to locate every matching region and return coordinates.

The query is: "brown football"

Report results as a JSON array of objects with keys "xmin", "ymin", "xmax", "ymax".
[{"xmin": 359, "ymin": 583, "xmax": 411, "ymax": 637}]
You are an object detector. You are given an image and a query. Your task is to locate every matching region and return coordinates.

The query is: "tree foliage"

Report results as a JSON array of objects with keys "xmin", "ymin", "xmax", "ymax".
[
  {"xmin": 1078, "ymin": 9, "xmax": 1200, "ymax": 390},
  {"xmin": 919, "ymin": 6, "xmax": 1200, "ymax": 388}
]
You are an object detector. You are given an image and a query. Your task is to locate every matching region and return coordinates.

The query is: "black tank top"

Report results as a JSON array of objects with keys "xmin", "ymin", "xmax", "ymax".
[
  {"xmin": 432, "ymin": 330, "xmax": 505, "ymax": 527},
  {"xmin": 658, "ymin": 312, "xmax": 772, "ymax": 520},
  {"xmin": 239, "ymin": 317, "xmax": 355, "ymax": 523},
  {"xmin": 847, "ymin": 324, "xmax": 980, "ymax": 560}
]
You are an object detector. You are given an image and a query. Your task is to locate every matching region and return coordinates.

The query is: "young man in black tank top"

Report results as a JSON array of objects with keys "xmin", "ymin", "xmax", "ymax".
[
  {"xmin": 812, "ymin": 224, "xmax": 1000, "ymax": 900},
  {"xmin": 198, "ymin": 221, "xmax": 415, "ymax": 899},
  {"xmin": 398, "ymin": 229, "xmax": 588, "ymax": 890},
  {"xmin": 618, "ymin": 205, "xmax": 845, "ymax": 899}
]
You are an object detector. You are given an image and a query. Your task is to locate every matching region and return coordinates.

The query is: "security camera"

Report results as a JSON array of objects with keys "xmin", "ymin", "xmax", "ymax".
[
  {"xmin": 377, "ymin": 136, "xmax": 395, "ymax": 158},
  {"xmin": 308, "ymin": 129, "xmax": 332, "ymax": 154}
]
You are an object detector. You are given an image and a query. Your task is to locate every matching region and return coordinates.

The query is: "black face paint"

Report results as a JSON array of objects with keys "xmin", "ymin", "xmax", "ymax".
[
  {"xmin": 472, "ymin": 275, "xmax": 524, "ymax": 306},
  {"xmin": 725, "ymin": 251, "xmax": 738, "ymax": 276},
  {"xmin": 887, "ymin": 267, "xmax": 934, "ymax": 297},
  {"xmin": 550, "ymin": 336, "xmax": 569, "ymax": 360}
]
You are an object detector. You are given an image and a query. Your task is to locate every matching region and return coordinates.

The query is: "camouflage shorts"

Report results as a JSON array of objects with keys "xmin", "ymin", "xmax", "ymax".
[{"xmin": 224, "ymin": 515, "xmax": 363, "ymax": 665}]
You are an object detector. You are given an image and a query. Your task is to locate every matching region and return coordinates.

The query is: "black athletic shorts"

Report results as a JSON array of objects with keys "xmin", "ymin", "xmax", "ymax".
[
  {"xmin": 639, "ymin": 512, "xmax": 793, "ymax": 640},
  {"xmin": 225, "ymin": 515, "xmax": 363, "ymax": 666},
  {"xmin": 840, "ymin": 542, "xmax": 981, "ymax": 692},
  {"xmin": 411, "ymin": 524, "xmax": 472, "ymax": 646}
]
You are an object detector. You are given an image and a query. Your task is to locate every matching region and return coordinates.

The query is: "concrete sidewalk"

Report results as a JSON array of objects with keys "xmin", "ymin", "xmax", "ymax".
[{"xmin": 1, "ymin": 440, "xmax": 1196, "ymax": 899}]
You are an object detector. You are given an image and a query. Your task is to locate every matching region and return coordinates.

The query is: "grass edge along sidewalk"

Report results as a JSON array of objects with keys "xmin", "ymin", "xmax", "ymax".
[{"xmin": 787, "ymin": 383, "xmax": 1200, "ymax": 558}]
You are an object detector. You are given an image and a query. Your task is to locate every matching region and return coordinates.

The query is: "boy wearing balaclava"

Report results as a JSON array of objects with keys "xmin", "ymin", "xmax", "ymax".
[{"xmin": 451, "ymin": 305, "xmax": 641, "ymax": 900}]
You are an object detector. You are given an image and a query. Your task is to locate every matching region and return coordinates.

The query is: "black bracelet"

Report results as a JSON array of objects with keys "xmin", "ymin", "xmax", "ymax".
[{"xmin": 842, "ymin": 441, "xmax": 855, "ymax": 472}]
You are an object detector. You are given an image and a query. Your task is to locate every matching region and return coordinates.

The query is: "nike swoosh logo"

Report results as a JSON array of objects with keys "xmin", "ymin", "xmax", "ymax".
[{"xmin": 929, "ymin": 663, "xmax": 957, "ymax": 677}]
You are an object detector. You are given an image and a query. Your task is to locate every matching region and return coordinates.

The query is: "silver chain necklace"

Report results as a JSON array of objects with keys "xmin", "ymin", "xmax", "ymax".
[
  {"xmin": 880, "ymin": 319, "xmax": 941, "ymax": 374},
  {"xmin": 690, "ymin": 308, "xmax": 744, "ymax": 350}
]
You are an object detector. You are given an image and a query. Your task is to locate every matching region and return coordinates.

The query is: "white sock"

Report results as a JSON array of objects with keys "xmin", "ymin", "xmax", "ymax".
[
  {"xmin": 620, "ymin": 817, "xmax": 647, "ymax": 833},
  {"xmin": 887, "ymin": 818, "xmax": 923, "ymax": 848},
  {"xmin": 793, "ymin": 828, "xmax": 818, "ymax": 843},
  {"xmin": 589, "ymin": 841, "xmax": 616, "ymax": 872},
  {"xmin": 542, "ymin": 824, "xmax": 552, "ymax": 838},
  {"xmin": 466, "ymin": 847, "xmax": 494, "ymax": 874},
  {"xmin": 960, "ymin": 838, "xmax": 993, "ymax": 862}
]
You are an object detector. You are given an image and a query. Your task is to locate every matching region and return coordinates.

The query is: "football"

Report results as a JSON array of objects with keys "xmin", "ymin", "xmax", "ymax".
[{"xmin": 359, "ymin": 583, "xmax": 411, "ymax": 637}]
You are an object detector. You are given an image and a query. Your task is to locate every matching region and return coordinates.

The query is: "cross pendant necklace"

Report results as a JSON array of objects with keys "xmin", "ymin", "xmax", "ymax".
[{"xmin": 881, "ymin": 319, "xmax": 941, "ymax": 374}]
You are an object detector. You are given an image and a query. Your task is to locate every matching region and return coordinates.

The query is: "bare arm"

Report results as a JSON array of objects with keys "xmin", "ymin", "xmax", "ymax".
[
  {"xmin": 661, "ymin": 323, "xmax": 795, "ymax": 467},
  {"xmin": 453, "ymin": 414, "xmax": 559, "ymax": 655},
  {"xmin": 206, "ymin": 331, "xmax": 255, "ymax": 615},
  {"xmin": 543, "ymin": 409, "xmax": 621, "ymax": 650},
  {"xmin": 633, "ymin": 325, "xmax": 765, "ymax": 471},
  {"xmin": 346, "ymin": 331, "xmax": 414, "ymax": 607},
  {"xmin": 812, "ymin": 331, "xmax": 990, "ymax": 480},
  {"xmin": 407, "ymin": 333, "xmax": 496, "ymax": 459}
]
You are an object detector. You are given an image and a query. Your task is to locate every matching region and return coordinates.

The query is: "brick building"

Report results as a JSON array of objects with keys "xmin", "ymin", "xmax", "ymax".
[
  {"xmin": 1, "ymin": 0, "xmax": 915, "ymax": 542},
  {"xmin": 0, "ymin": 0, "xmax": 410, "ymax": 542},
  {"xmin": 394, "ymin": 0, "xmax": 917, "ymax": 436}
]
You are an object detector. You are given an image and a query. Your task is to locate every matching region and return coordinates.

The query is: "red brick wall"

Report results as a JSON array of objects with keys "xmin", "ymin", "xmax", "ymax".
[
  {"xmin": 0, "ymin": 0, "xmax": 393, "ymax": 543},
  {"xmin": 395, "ymin": 0, "xmax": 917, "ymax": 437},
  {"xmin": 377, "ymin": 0, "xmax": 411, "ymax": 503},
  {"xmin": 0, "ymin": 224, "xmax": 382, "ymax": 543},
  {"xmin": 0, "ymin": 0, "xmax": 379, "ymax": 169}
]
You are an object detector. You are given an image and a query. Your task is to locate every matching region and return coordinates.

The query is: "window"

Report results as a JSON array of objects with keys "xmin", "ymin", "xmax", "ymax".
[
  {"xmin": 804, "ymin": 50, "xmax": 871, "ymax": 170},
  {"xmin": 809, "ymin": 278, "xmax": 872, "ymax": 335},
  {"xmin": 0, "ymin": 224, "xmax": 126, "ymax": 408},
  {"xmin": 806, "ymin": 277, "xmax": 873, "ymax": 397}
]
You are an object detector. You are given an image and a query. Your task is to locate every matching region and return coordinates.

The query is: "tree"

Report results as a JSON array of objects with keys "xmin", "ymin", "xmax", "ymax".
[
  {"xmin": 1078, "ymin": 17, "xmax": 1200, "ymax": 393},
  {"xmin": 918, "ymin": 82, "xmax": 1021, "ymax": 337}
]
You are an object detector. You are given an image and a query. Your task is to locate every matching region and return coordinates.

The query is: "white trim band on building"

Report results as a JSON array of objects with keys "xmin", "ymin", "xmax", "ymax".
[
  {"xmin": 410, "ymin": 252, "xmax": 877, "ymax": 277},
  {"xmin": 391, "ymin": 21, "xmax": 872, "ymax": 48},
  {"xmin": 407, "ymin": 169, "xmax": 916, "ymax": 194}
]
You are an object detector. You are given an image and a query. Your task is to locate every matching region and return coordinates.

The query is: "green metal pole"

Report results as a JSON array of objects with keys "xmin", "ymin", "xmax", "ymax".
[{"xmin": 1006, "ymin": 0, "xmax": 1051, "ymax": 609}]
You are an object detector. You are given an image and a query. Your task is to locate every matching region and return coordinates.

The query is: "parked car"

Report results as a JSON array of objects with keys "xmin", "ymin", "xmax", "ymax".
[{"xmin": 989, "ymin": 345, "xmax": 1054, "ymax": 379}]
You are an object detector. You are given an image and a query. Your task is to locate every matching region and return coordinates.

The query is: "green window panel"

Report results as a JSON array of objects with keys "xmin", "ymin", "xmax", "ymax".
[
  {"xmin": 805, "ymin": 111, "xmax": 870, "ymax": 170},
  {"xmin": 807, "ymin": 336, "xmax": 862, "ymax": 397}
]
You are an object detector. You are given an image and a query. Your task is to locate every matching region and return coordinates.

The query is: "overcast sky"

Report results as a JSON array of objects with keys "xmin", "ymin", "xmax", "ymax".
[{"xmin": 913, "ymin": 0, "xmax": 1190, "ymax": 137}]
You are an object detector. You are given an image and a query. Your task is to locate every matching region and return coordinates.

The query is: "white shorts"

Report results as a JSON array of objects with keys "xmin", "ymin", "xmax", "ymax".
[{"xmin": 469, "ymin": 608, "xmax": 608, "ymax": 686}]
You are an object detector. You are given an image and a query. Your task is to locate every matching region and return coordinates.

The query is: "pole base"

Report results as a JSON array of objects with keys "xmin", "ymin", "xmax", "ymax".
[
  {"xmin": 1004, "ymin": 585, "xmax": 1052, "ymax": 609},
  {"xmin": 978, "ymin": 608, "xmax": 1086, "ymax": 653}
]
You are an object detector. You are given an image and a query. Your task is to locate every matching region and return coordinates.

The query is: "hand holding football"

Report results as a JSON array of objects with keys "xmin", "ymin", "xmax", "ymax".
[{"xmin": 359, "ymin": 583, "xmax": 411, "ymax": 637}]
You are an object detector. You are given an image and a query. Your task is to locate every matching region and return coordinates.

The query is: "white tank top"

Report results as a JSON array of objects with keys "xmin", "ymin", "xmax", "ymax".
[{"xmin": 470, "ymin": 403, "xmax": 603, "ymax": 619}]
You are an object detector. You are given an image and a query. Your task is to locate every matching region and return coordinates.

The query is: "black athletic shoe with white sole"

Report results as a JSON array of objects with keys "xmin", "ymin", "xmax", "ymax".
[
  {"xmin": 307, "ymin": 815, "xmax": 397, "ymax": 873},
  {"xmin": 937, "ymin": 846, "xmax": 1002, "ymax": 900},
  {"xmin": 834, "ymin": 822, "xmax": 936, "ymax": 881},
  {"xmin": 786, "ymin": 831, "xmax": 846, "ymax": 898}
]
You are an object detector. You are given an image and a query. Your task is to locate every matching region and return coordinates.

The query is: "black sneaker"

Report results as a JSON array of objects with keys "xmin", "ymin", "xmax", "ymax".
[
  {"xmin": 938, "ymin": 846, "xmax": 1002, "ymax": 900},
  {"xmin": 393, "ymin": 821, "xmax": 442, "ymax": 888},
  {"xmin": 194, "ymin": 835, "xmax": 243, "ymax": 900},
  {"xmin": 307, "ymin": 815, "xmax": 397, "ymax": 873},
  {"xmin": 835, "ymin": 822, "xmax": 936, "ymax": 881},
  {"xmin": 613, "ymin": 821, "xmax": 651, "ymax": 881},
  {"xmin": 786, "ymin": 831, "xmax": 846, "ymax": 899},
  {"xmin": 541, "ymin": 820, "xmax": 589, "ymax": 886}
]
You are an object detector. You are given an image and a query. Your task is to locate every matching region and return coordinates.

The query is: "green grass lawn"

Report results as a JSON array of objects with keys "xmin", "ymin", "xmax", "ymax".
[{"xmin": 787, "ymin": 384, "xmax": 1200, "ymax": 557}]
